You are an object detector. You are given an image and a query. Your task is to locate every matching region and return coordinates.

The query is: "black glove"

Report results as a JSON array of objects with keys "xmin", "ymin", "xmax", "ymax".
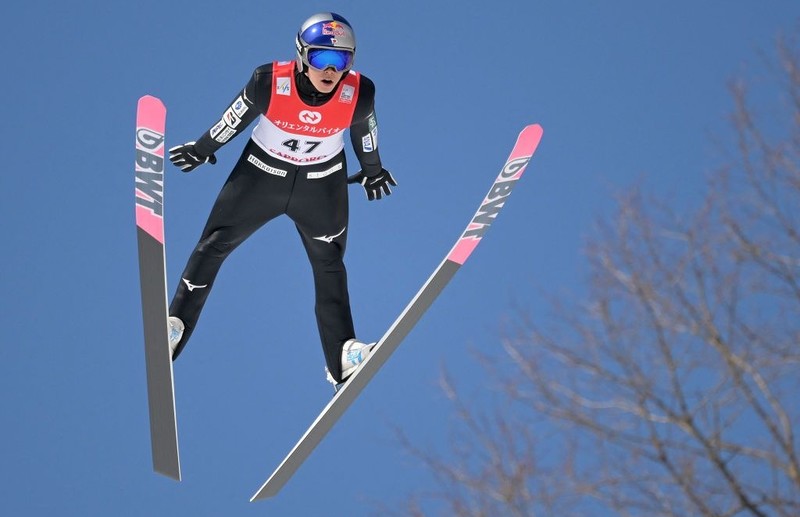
[
  {"xmin": 347, "ymin": 169, "xmax": 397, "ymax": 201},
  {"xmin": 169, "ymin": 141, "xmax": 217, "ymax": 173}
]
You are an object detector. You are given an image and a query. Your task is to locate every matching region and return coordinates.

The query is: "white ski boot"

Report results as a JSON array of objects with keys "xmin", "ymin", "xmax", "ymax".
[
  {"xmin": 167, "ymin": 316, "xmax": 184, "ymax": 358},
  {"xmin": 326, "ymin": 339, "xmax": 376, "ymax": 387}
]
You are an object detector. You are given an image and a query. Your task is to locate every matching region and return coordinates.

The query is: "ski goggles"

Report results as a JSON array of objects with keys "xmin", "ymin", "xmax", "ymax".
[{"xmin": 305, "ymin": 47, "xmax": 354, "ymax": 72}]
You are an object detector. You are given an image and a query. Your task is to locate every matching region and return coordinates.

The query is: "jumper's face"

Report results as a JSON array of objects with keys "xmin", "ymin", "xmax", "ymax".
[{"xmin": 306, "ymin": 67, "xmax": 344, "ymax": 93}]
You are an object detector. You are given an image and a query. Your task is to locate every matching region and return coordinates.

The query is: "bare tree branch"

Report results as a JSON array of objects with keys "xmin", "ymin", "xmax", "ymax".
[{"xmin": 395, "ymin": 28, "xmax": 800, "ymax": 517}]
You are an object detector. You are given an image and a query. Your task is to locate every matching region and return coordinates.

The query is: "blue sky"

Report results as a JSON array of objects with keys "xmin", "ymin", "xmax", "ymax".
[{"xmin": 2, "ymin": 1, "xmax": 799, "ymax": 515}]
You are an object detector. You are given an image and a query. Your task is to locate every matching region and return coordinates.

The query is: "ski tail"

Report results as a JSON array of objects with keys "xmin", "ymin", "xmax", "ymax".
[
  {"xmin": 249, "ymin": 124, "xmax": 543, "ymax": 501},
  {"xmin": 135, "ymin": 95, "xmax": 181, "ymax": 481}
]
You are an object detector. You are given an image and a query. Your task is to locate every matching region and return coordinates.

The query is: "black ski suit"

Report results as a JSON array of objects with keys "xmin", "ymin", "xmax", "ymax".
[{"xmin": 169, "ymin": 62, "xmax": 384, "ymax": 383}]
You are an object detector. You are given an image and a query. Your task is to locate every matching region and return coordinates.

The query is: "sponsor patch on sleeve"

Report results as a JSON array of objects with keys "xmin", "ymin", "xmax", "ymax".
[
  {"xmin": 223, "ymin": 107, "xmax": 241, "ymax": 128},
  {"xmin": 214, "ymin": 126, "xmax": 237, "ymax": 143},
  {"xmin": 361, "ymin": 133, "xmax": 374, "ymax": 152},
  {"xmin": 232, "ymin": 95, "xmax": 248, "ymax": 117},
  {"xmin": 210, "ymin": 119, "xmax": 226, "ymax": 139}
]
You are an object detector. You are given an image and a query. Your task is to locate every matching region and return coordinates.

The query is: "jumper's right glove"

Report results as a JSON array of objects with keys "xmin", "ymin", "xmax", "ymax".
[
  {"xmin": 169, "ymin": 141, "xmax": 217, "ymax": 173},
  {"xmin": 347, "ymin": 168, "xmax": 397, "ymax": 201}
]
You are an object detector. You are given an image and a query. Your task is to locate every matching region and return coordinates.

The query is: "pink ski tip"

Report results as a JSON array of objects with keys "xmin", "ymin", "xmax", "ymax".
[{"xmin": 446, "ymin": 124, "xmax": 543, "ymax": 266}]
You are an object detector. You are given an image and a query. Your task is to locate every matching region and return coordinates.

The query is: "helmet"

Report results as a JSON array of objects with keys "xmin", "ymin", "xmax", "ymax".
[{"xmin": 295, "ymin": 12, "xmax": 356, "ymax": 73}]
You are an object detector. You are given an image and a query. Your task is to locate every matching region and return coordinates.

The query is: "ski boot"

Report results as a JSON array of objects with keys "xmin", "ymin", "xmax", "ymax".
[
  {"xmin": 326, "ymin": 339, "xmax": 376, "ymax": 391},
  {"xmin": 167, "ymin": 316, "xmax": 184, "ymax": 359}
]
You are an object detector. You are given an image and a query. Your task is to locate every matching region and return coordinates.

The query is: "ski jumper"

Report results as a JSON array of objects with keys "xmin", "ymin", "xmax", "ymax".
[{"xmin": 169, "ymin": 61, "xmax": 384, "ymax": 383}]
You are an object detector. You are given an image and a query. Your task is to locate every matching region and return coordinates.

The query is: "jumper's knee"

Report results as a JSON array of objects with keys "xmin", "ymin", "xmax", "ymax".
[{"xmin": 197, "ymin": 228, "xmax": 239, "ymax": 258}]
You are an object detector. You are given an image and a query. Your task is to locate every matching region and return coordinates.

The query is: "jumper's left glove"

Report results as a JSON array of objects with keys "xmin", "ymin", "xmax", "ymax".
[
  {"xmin": 347, "ymin": 169, "xmax": 397, "ymax": 201},
  {"xmin": 169, "ymin": 141, "xmax": 217, "ymax": 173}
]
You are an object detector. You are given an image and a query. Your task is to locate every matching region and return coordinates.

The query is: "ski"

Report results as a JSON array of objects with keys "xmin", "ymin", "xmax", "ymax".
[
  {"xmin": 135, "ymin": 95, "xmax": 181, "ymax": 481},
  {"xmin": 250, "ymin": 124, "xmax": 543, "ymax": 501}
]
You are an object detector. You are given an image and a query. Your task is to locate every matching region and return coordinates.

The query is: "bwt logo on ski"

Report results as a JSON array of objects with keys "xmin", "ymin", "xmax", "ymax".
[
  {"xmin": 135, "ymin": 128, "xmax": 165, "ymax": 217},
  {"xmin": 461, "ymin": 156, "xmax": 531, "ymax": 240}
]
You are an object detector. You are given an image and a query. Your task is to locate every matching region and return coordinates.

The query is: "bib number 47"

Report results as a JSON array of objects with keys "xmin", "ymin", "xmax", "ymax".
[{"xmin": 282, "ymin": 139, "xmax": 321, "ymax": 154}]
